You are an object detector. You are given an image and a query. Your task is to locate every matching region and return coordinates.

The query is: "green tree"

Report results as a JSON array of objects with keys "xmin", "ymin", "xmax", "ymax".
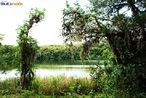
[
  {"xmin": 61, "ymin": 0, "xmax": 146, "ymax": 97},
  {"xmin": 0, "ymin": 45, "xmax": 19, "ymax": 70},
  {"xmin": 17, "ymin": 8, "xmax": 45, "ymax": 90},
  {"xmin": 0, "ymin": 33, "xmax": 4, "ymax": 45},
  {"xmin": 0, "ymin": 33, "xmax": 4, "ymax": 71}
]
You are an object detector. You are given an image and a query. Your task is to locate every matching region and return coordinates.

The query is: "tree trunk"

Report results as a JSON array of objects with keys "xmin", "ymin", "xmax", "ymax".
[
  {"xmin": 20, "ymin": 65, "xmax": 27, "ymax": 90},
  {"xmin": 20, "ymin": 46, "xmax": 32, "ymax": 90},
  {"xmin": 106, "ymin": 34, "xmax": 122, "ymax": 64}
]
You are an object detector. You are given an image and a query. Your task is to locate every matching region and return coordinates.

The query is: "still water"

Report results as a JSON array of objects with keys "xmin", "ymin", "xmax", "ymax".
[{"xmin": 0, "ymin": 65, "xmax": 92, "ymax": 81}]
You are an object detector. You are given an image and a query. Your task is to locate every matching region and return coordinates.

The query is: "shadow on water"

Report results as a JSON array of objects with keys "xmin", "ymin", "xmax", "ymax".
[{"xmin": 35, "ymin": 60, "xmax": 100, "ymax": 65}]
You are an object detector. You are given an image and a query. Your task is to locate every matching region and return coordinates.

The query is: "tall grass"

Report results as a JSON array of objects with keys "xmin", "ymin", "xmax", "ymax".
[
  {"xmin": 31, "ymin": 75, "xmax": 98, "ymax": 96},
  {"xmin": 0, "ymin": 75, "xmax": 98, "ymax": 97}
]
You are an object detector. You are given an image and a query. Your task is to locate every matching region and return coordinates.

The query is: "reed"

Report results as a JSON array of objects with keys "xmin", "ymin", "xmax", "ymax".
[
  {"xmin": 0, "ymin": 75, "xmax": 98, "ymax": 96},
  {"xmin": 31, "ymin": 75, "xmax": 97, "ymax": 96}
]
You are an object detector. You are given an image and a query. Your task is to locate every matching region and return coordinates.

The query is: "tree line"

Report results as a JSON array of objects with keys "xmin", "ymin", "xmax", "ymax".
[
  {"xmin": 0, "ymin": 42, "xmax": 112, "ymax": 68},
  {"xmin": 0, "ymin": 0, "xmax": 145, "ymax": 97}
]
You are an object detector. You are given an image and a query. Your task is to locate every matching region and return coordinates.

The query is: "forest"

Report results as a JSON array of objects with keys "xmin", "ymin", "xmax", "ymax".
[
  {"xmin": 0, "ymin": 0, "xmax": 146, "ymax": 97},
  {"xmin": 0, "ymin": 43, "xmax": 111, "ymax": 69}
]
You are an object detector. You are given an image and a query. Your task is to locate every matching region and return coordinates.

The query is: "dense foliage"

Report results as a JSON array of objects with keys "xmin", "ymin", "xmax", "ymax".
[
  {"xmin": 61, "ymin": 0, "xmax": 146, "ymax": 97},
  {"xmin": 0, "ymin": 45, "xmax": 19, "ymax": 70},
  {"xmin": 0, "ymin": 43, "xmax": 112, "ymax": 68},
  {"xmin": 0, "ymin": 33, "xmax": 5, "ymax": 70},
  {"xmin": 36, "ymin": 43, "xmax": 112, "ymax": 63}
]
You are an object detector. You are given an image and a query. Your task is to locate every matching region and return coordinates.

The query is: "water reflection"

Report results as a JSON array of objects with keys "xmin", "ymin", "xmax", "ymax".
[
  {"xmin": 35, "ymin": 68, "xmax": 90, "ymax": 78},
  {"xmin": 0, "ymin": 70, "xmax": 20, "ymax": 81},
  {"xmin": 0, "ymin": 66, "xmax": 91, "ymax": 81}
]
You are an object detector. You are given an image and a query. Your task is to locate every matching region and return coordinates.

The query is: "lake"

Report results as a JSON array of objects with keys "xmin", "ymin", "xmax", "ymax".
[{"xmin": 0, "ymin": 65, "xmax": 94, "ymax": 81}]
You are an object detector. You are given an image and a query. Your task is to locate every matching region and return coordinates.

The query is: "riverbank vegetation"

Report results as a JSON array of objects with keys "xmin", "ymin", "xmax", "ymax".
[
  {"xmin": 1, "ymin": 0, "xmax": 146, "ymax": 97},
  {"xmin": 0, "ymin": 75, "xmax": 103, "ymax": 97},
  {"xmin": 0, "ymin": 42, "xmax": 112, "ymax": 70},
  {"xmin": 0, "ymin": 7, "xmax": 108, "ymax": 97}
]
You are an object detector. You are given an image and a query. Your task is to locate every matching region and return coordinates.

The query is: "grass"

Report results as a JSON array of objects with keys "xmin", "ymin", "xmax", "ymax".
[
  {"xmin": 0, "ymin": 75, "xmax": 102, "ymax": 97},
  {"xmin": 0, "ymin": 95, "xmax": 107, "ymax": 98},
  {"xmin": 31, "ymin": 75, "xmax": 98, "ymax": 96}
]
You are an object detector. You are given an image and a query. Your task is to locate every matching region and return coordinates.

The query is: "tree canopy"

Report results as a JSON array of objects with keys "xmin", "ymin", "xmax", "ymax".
[{"xmin": 61, "ymin": 0, "xmax": 146, "ymax": 97}]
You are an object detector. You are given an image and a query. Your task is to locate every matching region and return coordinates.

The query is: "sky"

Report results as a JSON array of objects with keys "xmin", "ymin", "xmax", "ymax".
[{"xmin": 0, "ymin": 0, "xmax": 89, "ymax": 45}]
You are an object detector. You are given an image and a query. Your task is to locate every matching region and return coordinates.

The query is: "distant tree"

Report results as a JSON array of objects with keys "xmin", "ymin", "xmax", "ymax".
[
  {"xmin": 61, "ymin": 0, "xmax": 146, "ymax": 97},
  {"xmin": 0, "ymin": 33, "xmax": 4, "ymax": 71},
  {"xmin": 0, "ymin": 33, "xmax": 4, "ymax": 45},
  {"xmin": 0, "ymin": 45, "xmax": 19, "ymax": 69},
  {"xmin": 17, "ymin": 8, "xmax": 45, "ymax": 90}
]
